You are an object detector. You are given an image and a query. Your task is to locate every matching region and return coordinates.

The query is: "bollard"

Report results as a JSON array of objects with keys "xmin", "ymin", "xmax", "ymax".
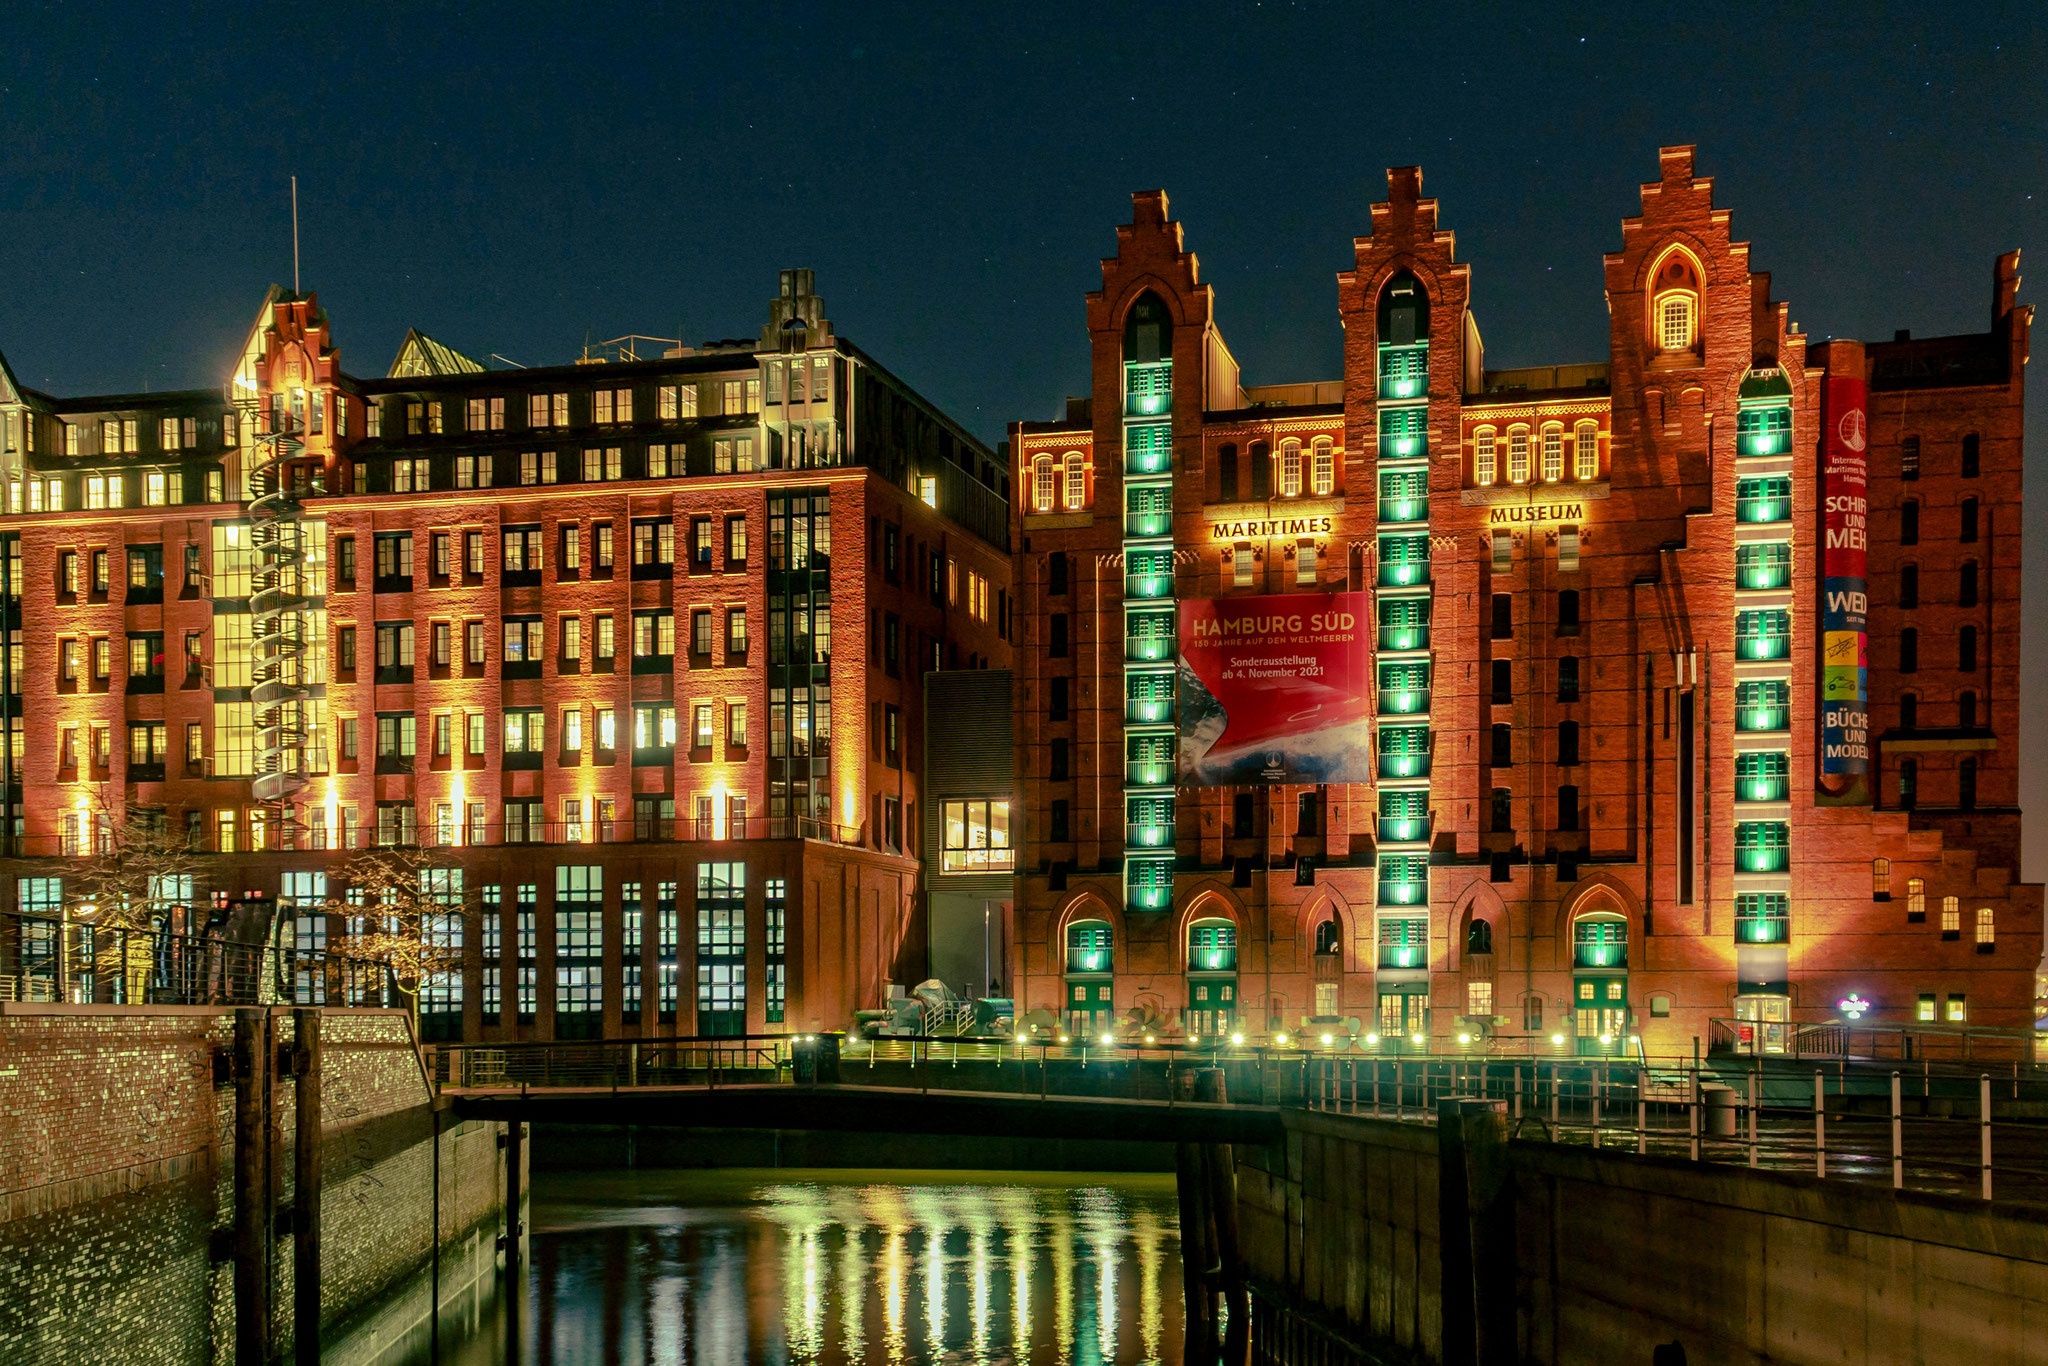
[
  {"xmin": 1814, "ymin": 1071, "xmax": 1826, "ymax": 1178},
  {"xmin": 1981, "ymin": 1074, "xmax": 1993, "ymax": 1201},
  {"xmin": 1747, "ymin": 1072, "xmax": 1759, "ymax": 1168},
  {"xmin": 1891, "ymin": 1071, "xmax": 1904, "ymax": 1189}
]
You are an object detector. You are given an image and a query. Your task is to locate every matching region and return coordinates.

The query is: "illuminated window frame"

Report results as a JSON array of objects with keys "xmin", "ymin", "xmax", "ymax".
[
  {"xmin": 1278, "ymin": 439, "xmax": 1302, "ymax": 497},
  {"xmin": 1063, "ymin": 453, "xmax": 1086, "ymax": 510},
  {"xmin": 1474, "ymin": 428, "xmax": 1497, "ymax": 486},
  {"xmin": 1032, "ymin": 456, "xmax": 1055, "ymax": 512},
  {"xmin": 1574, "ymin": 422, "xmax": 1600, "ymax": 479},
  {"xmin": 1507, "ymin": 427, "xmax": 1531, "ymax": 484},
  {"xmin": 1540, "ymin": 424, "xmax": 1564, "ymax": 483},
  {"xmin": 1311, "ymin": 438, "xmax": 1335, "ymax": 496}
]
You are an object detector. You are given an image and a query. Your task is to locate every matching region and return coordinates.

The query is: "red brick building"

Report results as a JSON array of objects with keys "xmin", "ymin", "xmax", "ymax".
[
  {"xmin": 0, "ymin": 269, "xmax": 1013, "ymax": 1038},
  {"xmin": 1009, "ymin": 148, "xmax": 2038, "ymax": 1058}
]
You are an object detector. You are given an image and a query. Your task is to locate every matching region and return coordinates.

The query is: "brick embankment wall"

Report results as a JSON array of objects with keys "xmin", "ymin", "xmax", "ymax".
[
  {"xmin": 1236, "ymin": 1108, "xmax": 2048, "ymax": 1366},
  {"xmin": 0, "ymin": 1005, "xmax": 508, "ymax": 1366}
]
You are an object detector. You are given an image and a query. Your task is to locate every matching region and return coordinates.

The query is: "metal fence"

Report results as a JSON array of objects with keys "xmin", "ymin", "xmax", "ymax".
[{"xmin": 0, "ymin": 909, "xmax": 393, "ymax": 1007}]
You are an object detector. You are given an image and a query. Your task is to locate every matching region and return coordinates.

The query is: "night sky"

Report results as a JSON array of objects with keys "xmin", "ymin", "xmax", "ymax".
[{"xmin": 3, "ymin": 2, "xmax": 2044, "ymax": 871}]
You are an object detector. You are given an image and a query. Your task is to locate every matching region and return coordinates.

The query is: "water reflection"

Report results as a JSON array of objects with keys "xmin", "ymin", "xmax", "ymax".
[{"xmin": 426, "ymin": 1169, "xmax": 1181, "ymax": 1366}]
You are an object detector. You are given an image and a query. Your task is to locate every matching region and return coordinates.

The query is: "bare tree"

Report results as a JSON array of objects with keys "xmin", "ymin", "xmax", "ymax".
[
  {"xmin": 69, "ymin": 791, "xmax": 202, "ymax": 931},
  {"xmin": 324, "ymin": 843, "xmax": 464, "ymax": 1023}
]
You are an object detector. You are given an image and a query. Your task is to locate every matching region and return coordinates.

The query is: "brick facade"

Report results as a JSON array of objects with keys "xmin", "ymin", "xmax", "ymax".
[
  {"xmin": 1008, "ymin": 149, "xmax": 2039, "ymax": 1057},
  {"xmin": 0, "ymin": 1005, "xmax": 502, "ymax": 1365},
  {"xmin": 0, "ymin": 267, "xmax": 1012, "ymax": 1040}
]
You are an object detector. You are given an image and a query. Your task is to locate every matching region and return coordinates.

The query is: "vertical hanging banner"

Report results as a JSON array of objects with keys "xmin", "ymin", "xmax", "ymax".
[{"xmin": 1820, "ymin": 371, "xmax": 1870, "ymax": 776}]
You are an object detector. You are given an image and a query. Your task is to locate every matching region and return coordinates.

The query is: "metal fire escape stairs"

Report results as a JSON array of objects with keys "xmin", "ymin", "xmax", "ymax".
[{"xmin": 242, "ymin": 395, "xmax": 315, "ymax": 833}]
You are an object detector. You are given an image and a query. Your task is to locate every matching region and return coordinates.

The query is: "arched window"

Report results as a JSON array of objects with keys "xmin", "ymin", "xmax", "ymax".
[
  {"xmin": 1507, "ymin": 426, "xmax": 1531, "ymax": 484},
  {"xmin": 1902, "ymin": 499, "xmax": 1920, "ymax": 545},
  {"xmin": 1650, "ymin": 250, "xmax": 1702, "ymax": 352},
  {"xmin": 1959, "ymin": 625, "xmax": 1978, "ymax": 673},
  {"xmin": 1311, "ymin": 438, "xmax": 1335, "ymax": 496},
  {"xmin": 1960, "ymin": 758, "xmax": 1978, "ymax": 810},
  {"xmin": 1540, "ymin": 424, "xmax": 1564, "ymax": 482},
  {"xmin": 1960, "ymin": 560, "xmax": 1978, "ymax": 607},
  {"xmin": 1124, "ymin": 293, "xmax": 1172, "ymax": 364},
  {"xmin": 1960, "ymin": 691, "xmax": 1978, "ymax": 729},
  {"xmin": 1872, "ymin": 858, "xmax": 1891, "ymax": 898},
  {"xmin": 1900, "ymin": 627, "xmax": 1919, "ymax": 673},
  {"xmin": 1278, "ymin": 439, "xmax": 1302, "ymax": 497},
  {"xmin": 1249, "ymin": 442, "xmax": 1271, "ymax": 500},
  {"xmin": 1906, "ymin": 877, "xmax": 1926, "ymax": 919},
  {"xmin": 1062, "ymin": 453, "xmax": 1086, "ymax": 510},
  {"xmin": 1962, "ymin": 432, "xmax": 1981, "ymax": 478},
  {"xmin": 1218, "ymin": 443, "xmax": 1239, "ymax": 501},
  {"xmin": 1558, "ymin": 719, "xmax": 1580, "ymax": 765},
  {"xmin": 1032, "ymin": 455, "xmax": 1055, "ymax": 512},
  {"xmin": 1900, "ymin": 693, "xmax": 1918, "ymax": 730},
  {"xmin": 1474, "ymin": 428, "xmax": 1497, "ymax": 486},
  {"xmin": 1976, "ymin": 907, "xmax": 1995, "ymax": 946},
  {"xmin": 1961, "ymin": 497, "xmax": 1979, "ymax": 543},
  {"xmin": 1467, "ymin": 919, "xmax": 1494, "ymax": 956},
  {"xmin": 1186, "ymin": 918, "xmax": 1238, "ymax": 1038},
  {"xmin": 1063, "ymin": 919, "xmax": 1115, "ymax": 1037},
  {"xmin": 1574, "ymin": 422, "xmax": 1600, "ymax": 479},
  {"xmin": 1378, "ymin": 271, "xmax": 1429, "ymax": 348},
  {"xmin": 1941, "ymin": 896, "xmax": 1960, "ymax": 936},
  {"xmin": 1313, "ymin": 918, "xmax": 1341, "ymax": 957},
  {"xmin": 1899, "ymin": 759, "xmax": 1919, "ymax": 809},
  {"xmin": 1900, "ymin": 563, "xmax": 1919, "ymax": 608}
]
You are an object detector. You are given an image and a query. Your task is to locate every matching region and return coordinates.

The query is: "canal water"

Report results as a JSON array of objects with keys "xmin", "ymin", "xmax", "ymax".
[{"xmin": 413, "ymin": 1169, "xmax": 1185, "ymax": 1366}]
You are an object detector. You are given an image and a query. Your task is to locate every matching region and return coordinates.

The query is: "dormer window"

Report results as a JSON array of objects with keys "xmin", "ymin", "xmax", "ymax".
[{"xmin": 1651, "ymin": 251, "xmax": 1702, "ymax": 353}]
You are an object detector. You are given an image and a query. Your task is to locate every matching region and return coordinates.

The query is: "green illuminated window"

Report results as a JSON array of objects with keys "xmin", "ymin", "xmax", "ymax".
[
  {"xmin": 1377, "ymin": 725, "xmax": 1432, "ymax": 779},
  {"xmin": 1378, "ymin": 405, "xmax": 1429, "ymax": 460},
  {"xmin": 1735, "ymin": 750, "xmax": 1789, "ymax": 802},
  {"xmin": 1736, "ymin": 679, "xmax": 1790, "ymax": 731},
  {"xmin": 1124, "ymin": 359, "xmax": 1172, "ymax": 417},
  {"xmin": 1127, "ymin": 855, "xmax": 1174, "ymax": 911},
  {"xmin": 1573, "ymin": 918, "xmax": 1628, "ymax": 969},
  {"xmin": 1736, "ymin": 405, "xmax": 1791, "ymax": 457},
  {"xmin": 1378, "ymin": 343, "xmax": 1428, "ymax": 400},
  {"xmin": 1735, "ymin": 541, "xmax": 1791, "ymax": 590},
  {"xmin": 1125, "ymin": 608, "xmax": 1176, "ymax": 662},
  {"xmin": 1735, "ymin": 821, "xmax": 1790, "ymax": 873},
  {"xmin": 1066, "ymin": 921, "xmax": 1113, "ymax": 974},
  {"xmin": 1736, "ymin": 609, "xmax": 1791, "ymax": 660},
  {"xmin": 1377, "ymin": 534, "xmax": 1430, "ymax": 588},
  {"xmin": 1126, "ymin": 732, "xmax": 1174, "ymax": 787},
  {"xmin": 1125, "ymin": 669, "xmax": 1174, "ymax": 724},
  {"xmin": 1735, "ymin": 893, "xmax": 1789, "ymax": 944},
  {"xmin": 1378, "ymin": 469, "xmax": 1429, "ymax": 524},
  {"xmin": 1377, "ymin": 661, "xmax": 1431, "ymax": 716},
  {"xmin": 1126, "ymin": 794, "xmax": 1175, "ymax": 848},
  {"xmin": 1189, "ymin": 921, "xmax": 1237, "ymax": 972},
  {"xmin": 1124, "ymin": 548, "xmax": 1174, "ymax": 600},
  {"xmin": 1377, "ymin": 595, "xmax": 1431, "ymax": 651},
  {"xmin": 1378, "ymin": 789, "xmax": 1429, "ymax": 843},
  {"xmin": 1736, "ymin": 476, "xmax": 1792, "ymax": 524},
  {"xmin": 1124, "ymin": 482, "xmax": 1172, "ymax": 538},
  {"xmin": 1124, "ymin": 421, "xmax": 1171, "ymax": 476},
  {"xmin": 1377, "ymin": 916, "xmax": 1428, "ymax": 969},
  {"xmin": 1377, "ymin": 854, "xmax": 1429, "ymax": 907}
]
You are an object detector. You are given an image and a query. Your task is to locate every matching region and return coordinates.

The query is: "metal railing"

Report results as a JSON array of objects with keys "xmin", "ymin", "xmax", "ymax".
[
  {"xmin": 0, "ymin": 909, "xmax": 394, "ymax": 1007},
  {"xmin": 1707, "ymin": 1015, "xmax": 2035, "ymax": 1064},
  {"xmin": 429, "ymin": 1030, "xmax": 2048, "ymax": 1207}
]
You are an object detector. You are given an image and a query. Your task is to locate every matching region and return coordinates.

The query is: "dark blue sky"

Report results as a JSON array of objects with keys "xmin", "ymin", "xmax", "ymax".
[{"xmin": 4, "ymin": 1, "xmax": 2045, "ymax": 870}]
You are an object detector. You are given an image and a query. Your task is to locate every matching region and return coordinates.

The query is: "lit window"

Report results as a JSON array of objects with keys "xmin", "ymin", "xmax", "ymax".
[
  {"xmin": 1651, "ymin": 252, "xmax": 1702, "ymax": 352},
  {"xmin": 1311, "ymin": 438, "xmax": 1334, "ymax": 496},
  {"xmin": 1296, "ymin": 539, "xmax": 1318, "ymax": 586},
  {"xmin": 1029, "ymin": 458, "xmax": 1054, "ymax": 513},
  {"xmin": 1466, "ymin": 980, "xmax": 1493, "ymax": 1017},
  {"xmin": 1941, "ymin": 896, "xmax": 1960, "ymax": 935},
  {"xmin": 1574, "ymin": 422, "xmax": 1599, "ymax": 479},
  {"xmin": 1946, "ymin": 994, "xmax": 1967, "ymax": 1024},
  {"xmin": 1540, "ymin": 426, "xmax": 1563, "ymax": 483},
  {"xmin": 1917, "ymin": 994, "xmax": 1936, "ymax": 1022},
  {"xmin": 1278, "ymin": 440, "xmax": 1302, "ymax": 497},
  {"xmin": 1507, "ymin": 428, "xmax": 1530, "ymax": 484},
  {"xmin": 1976, "ymin": 907, "xmax": 1995, "ymax": 946},
  {"xmin": 1474, "ymin": 429, "xmax": 1496, "ymax": 486},
  {"xmin": 1232, "ymin": 543, "xmax": 1253, "ymax": 589},
  {"xmin": 1063, "ymin": 454, "xmax": 1086, "ymax": 510}
]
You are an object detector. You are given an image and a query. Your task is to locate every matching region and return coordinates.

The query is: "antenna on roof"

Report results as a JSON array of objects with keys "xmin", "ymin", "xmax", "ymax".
[{"xmin": 291, "ymin": 176, "xmax": 301, "ymax": 293}]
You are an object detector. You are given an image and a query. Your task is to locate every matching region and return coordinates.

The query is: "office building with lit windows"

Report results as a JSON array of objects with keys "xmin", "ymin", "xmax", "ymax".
[
  {"xmin": 1008, "ymin": 148, "xmax": 2039, "ymax": 1057},
  {"xmin": 0, "ymin": 269, "xmax": 1012, "ymax": 1039}
]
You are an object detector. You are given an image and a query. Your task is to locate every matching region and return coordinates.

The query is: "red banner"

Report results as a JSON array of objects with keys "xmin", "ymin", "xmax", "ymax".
[{"xmin": 1176, "ymin": 592, "xmax": 1373, "ymax": 784}]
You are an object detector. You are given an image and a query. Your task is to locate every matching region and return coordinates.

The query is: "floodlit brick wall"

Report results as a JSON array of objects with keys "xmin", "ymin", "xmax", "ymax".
[{"xmin": 0, "ymin": 1005, "xmax": 507, "ymax": 1366}]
